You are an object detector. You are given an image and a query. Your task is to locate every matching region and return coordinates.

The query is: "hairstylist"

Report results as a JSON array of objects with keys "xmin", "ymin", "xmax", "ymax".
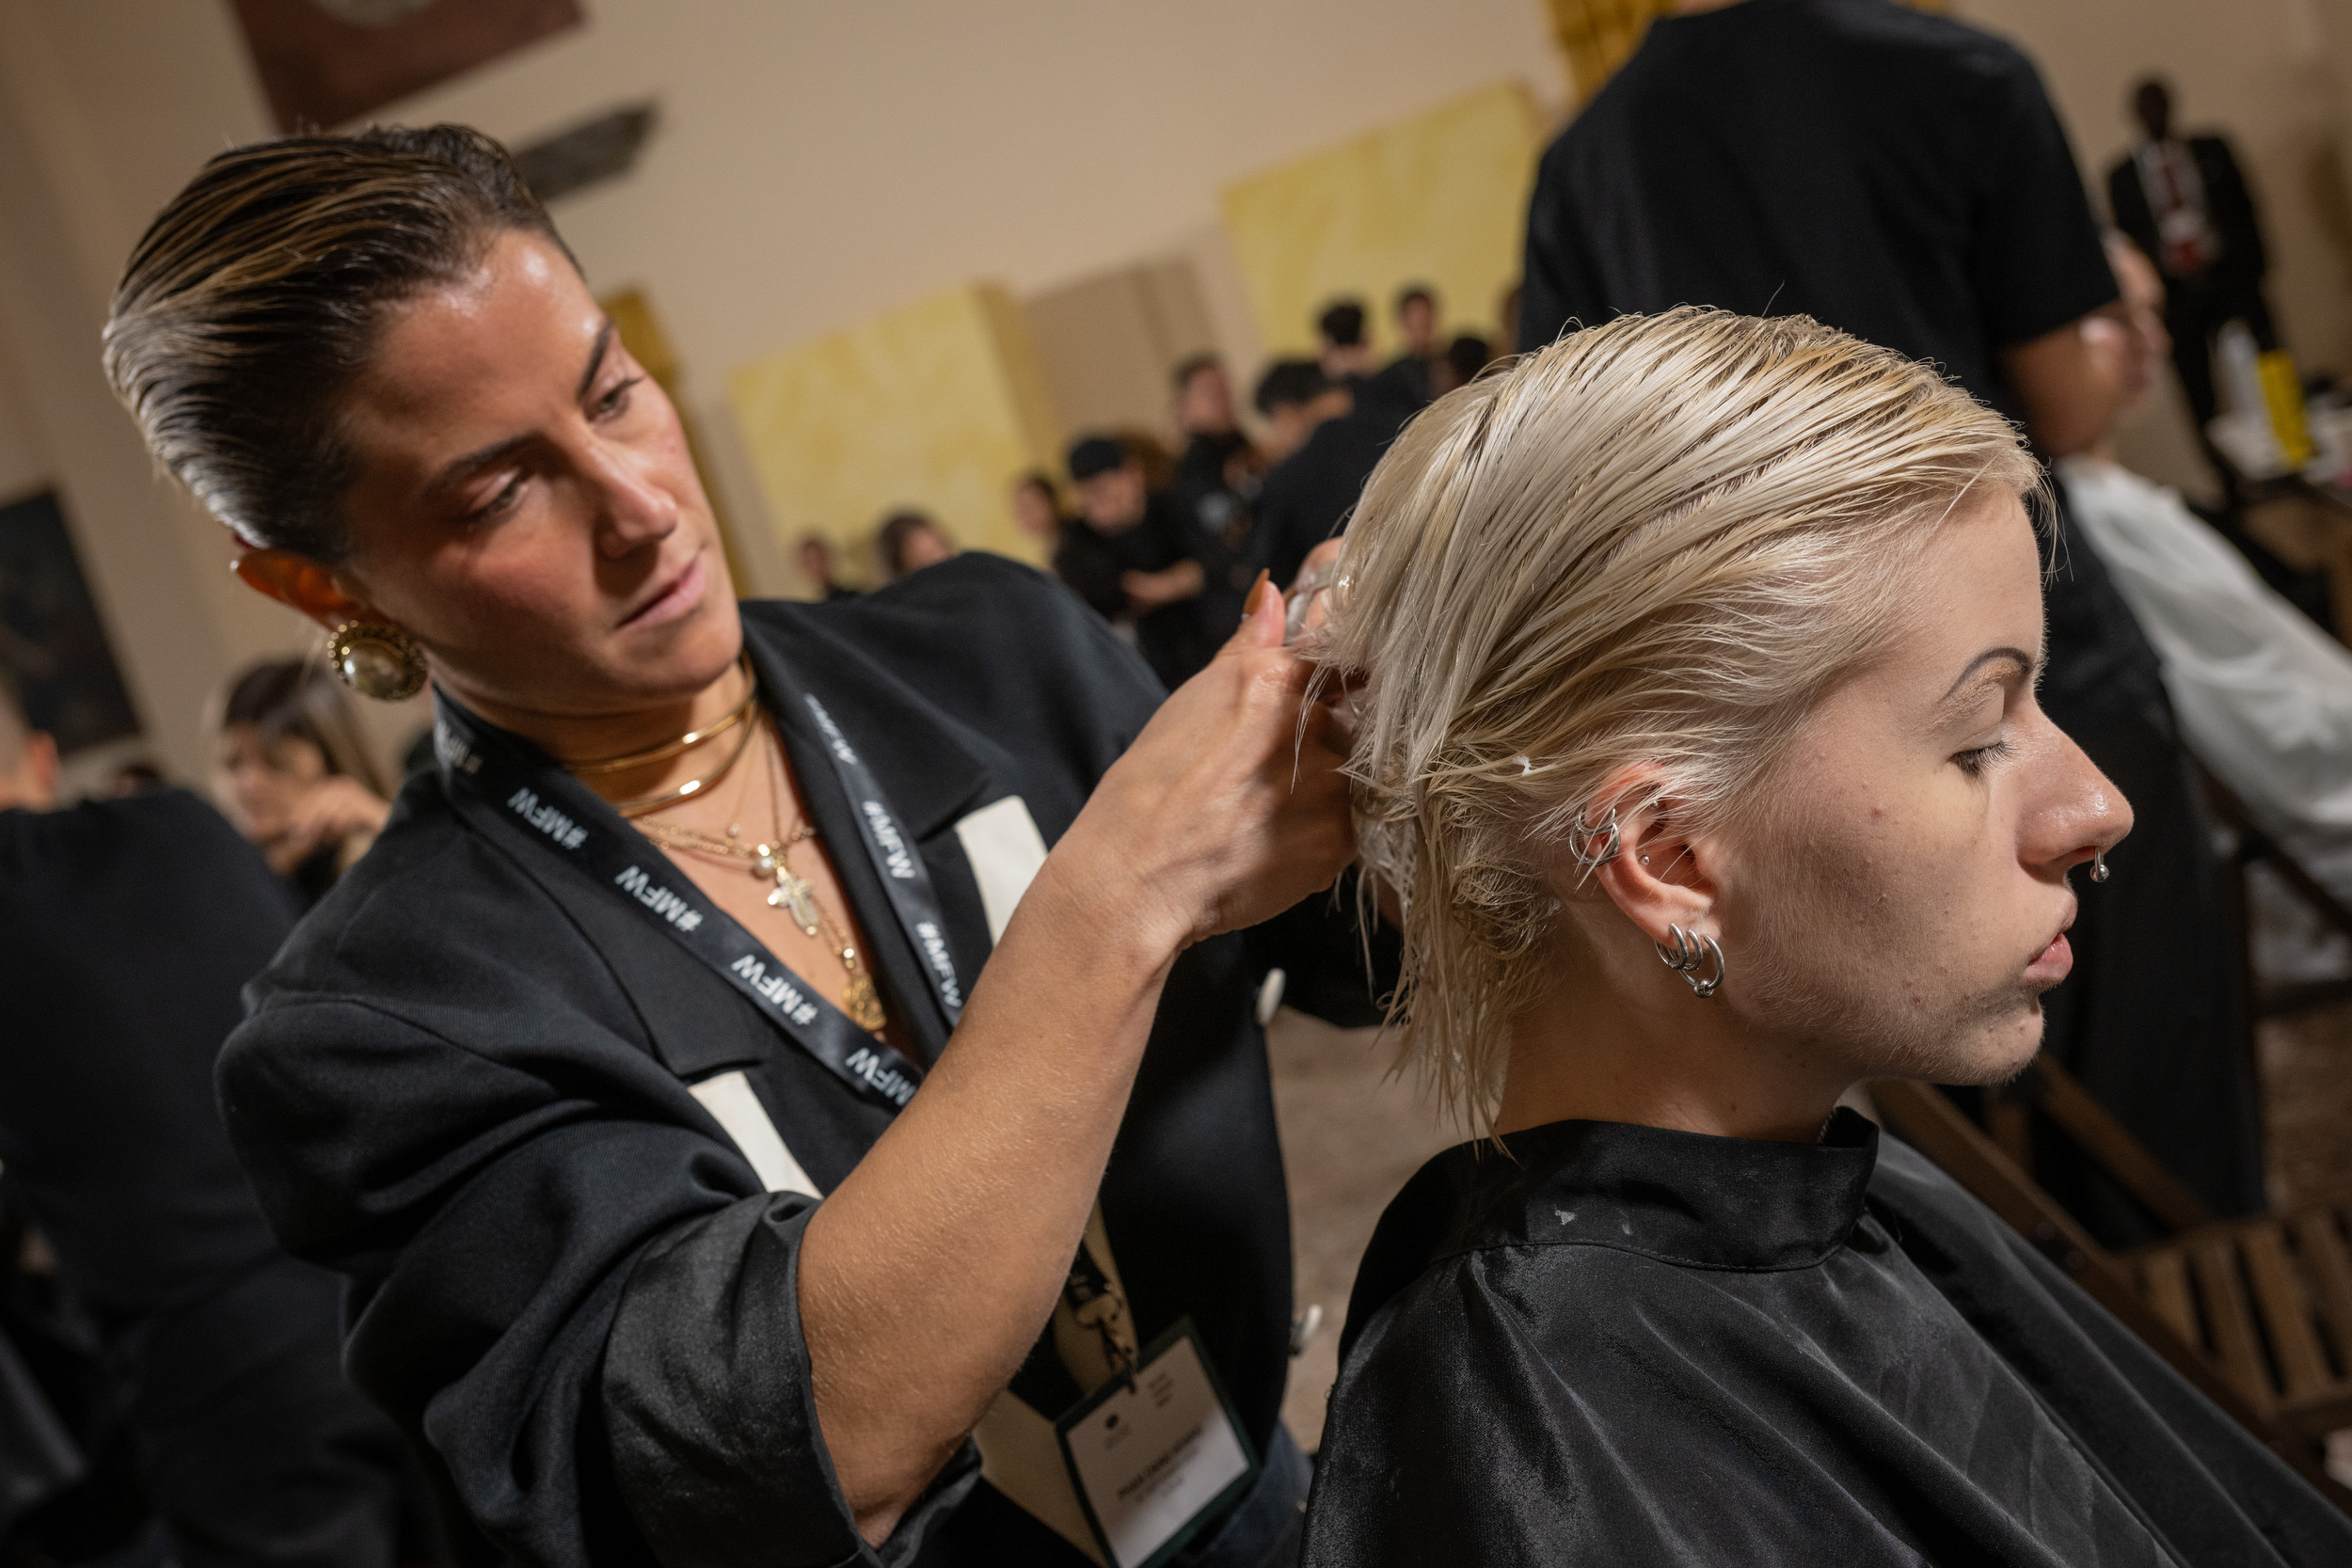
[{"xmin": 105, "ymin": 128, "xmax": 1361, "ymax": 1568}]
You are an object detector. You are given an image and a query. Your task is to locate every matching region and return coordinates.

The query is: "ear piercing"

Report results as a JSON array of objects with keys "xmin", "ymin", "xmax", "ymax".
[
  {"xmin": 1655, "ymin": 925, "xmax": 1726, "ymax": 999},
  {"xmin": 1567, "ymin": 805, "xmax": 1620, "ymax": 869}
]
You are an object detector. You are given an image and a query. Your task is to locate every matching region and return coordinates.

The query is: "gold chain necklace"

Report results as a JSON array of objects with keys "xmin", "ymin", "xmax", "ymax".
[
  {"xmin": 632, "ymin": 717, "xmax": 888, "ymax": 1032},
  {"xmin": 563, "ymin": 655, "xmax": 759, "ymax": 774}
]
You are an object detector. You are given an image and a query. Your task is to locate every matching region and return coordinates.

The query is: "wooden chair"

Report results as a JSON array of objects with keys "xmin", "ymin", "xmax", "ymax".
[{"xmin": 1868, "ymin": 1066, "xmax": 2352, "ymax": 1506}]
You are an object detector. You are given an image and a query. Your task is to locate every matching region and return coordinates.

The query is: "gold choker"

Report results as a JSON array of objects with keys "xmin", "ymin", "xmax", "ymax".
[{"xmin": 561, "ymin": 656, "xmax": 758, "ymax": 776}]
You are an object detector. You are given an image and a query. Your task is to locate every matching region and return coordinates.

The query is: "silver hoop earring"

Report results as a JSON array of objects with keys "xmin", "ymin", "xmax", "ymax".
[
  {"xmin": 1568, "ymin": 805, "xmax": 1620, "ymax": 870},
  {"xmin": 2090, "ymin": 847, "xmax": 2110, "ymax": 883},
  {"xmin": 1654, "ymin": 923, "xmax": 1726, "ymax": 999}
]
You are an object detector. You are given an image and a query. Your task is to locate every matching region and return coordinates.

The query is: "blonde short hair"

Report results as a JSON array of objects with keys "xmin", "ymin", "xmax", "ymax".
[{"xmin": 1320, "ymin": 309, "xmax": 2040, "ymax": 1122}]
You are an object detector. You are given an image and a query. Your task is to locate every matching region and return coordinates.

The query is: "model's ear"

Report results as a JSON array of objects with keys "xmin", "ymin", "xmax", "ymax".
[
  {"xmin": 230, "ymin": 548, "xmax": 372, "ymax": 633},
  {"xmin": 1581, "ymin": 765, "xmax": 1724, "ymax": 945}
]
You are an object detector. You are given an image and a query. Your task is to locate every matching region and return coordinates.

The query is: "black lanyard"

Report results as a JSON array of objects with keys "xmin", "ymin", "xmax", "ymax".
[{"xmin": 431, "ymin": 686, "xmax": 949, "ymax": 1112}]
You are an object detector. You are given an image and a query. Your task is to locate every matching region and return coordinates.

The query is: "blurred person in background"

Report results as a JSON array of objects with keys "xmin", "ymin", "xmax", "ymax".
[
  {"xmin": 2063, "ymin": 232, "xmax": 2352, "ymax": 906},
  {"xmin": 1251, "ymin": 350, "xmax": 1406, "ymax": 594},
  {"xmin": 211, "ymin": 657, "xmax": 393, "ymax": 908},
  {"xmin": 1374, "ymin": 283, "xmax": 1440, "ymax": 407},
  {"xmin": 0, "ymin": 683, "xmax": 441, "ymax": 1568},
  {"xmin": 1061, "ymin": 434, "xmax": 1210, "ymax": 687},
  {"xmin": 797, "ymin": 532, "xmax": 857, "ymax": 602},
  {"xmin": 874, "ymin": 509, "xmax": 957, "ymax": 582},
  {"xmin": 1008, "ymin": 469, "xmax": 1068, "ymax": 551},
  {"xmin": 1249, "ymin": 358, "xmax": 1345, "ymax": 467},
  {"xmin": 1431, "ymin": 333, "xmax": 1496, "ymax": 398},
  {"xmin": 1168, "ymin": 356, "xmax": 1259, "ymax": 645},
  {"xmin": 2107, "ymin": 75, "xmax": 2277, "ymax": 490},
  {"xmin": 1516, "ymin": 0, "xmax": 2255, "ymax": 1242}
]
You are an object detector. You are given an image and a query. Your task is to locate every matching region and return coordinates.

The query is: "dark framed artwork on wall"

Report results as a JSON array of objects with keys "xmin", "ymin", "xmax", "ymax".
[
  {"xmin": 230, "ymin": 0, "xmax": 583, "ymax": 133},
  {"xmin": 0, "ymin": 491, "xmax": 139, "ymax": 754}
]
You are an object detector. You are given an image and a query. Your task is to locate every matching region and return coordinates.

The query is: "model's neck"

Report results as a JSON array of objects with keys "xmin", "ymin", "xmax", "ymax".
[
  {"xmin": 446, "ymin": 657, "xmax": 756, "ymax": 807},
  {"xmin": 1497, "ymin": 942, "xmax": 1847, "ymax": 1144}
]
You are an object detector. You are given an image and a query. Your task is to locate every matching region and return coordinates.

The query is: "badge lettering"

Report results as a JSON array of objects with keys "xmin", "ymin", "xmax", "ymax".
[
  {"xmin": 805, "ymin": 695, "xmax": 861, "ymax": 767},
  {"xmin": 729, "ymin": 952, "xmax": 820, "ymax": 1025},
  {"xmin": 843, "ymin": 1044, "xmax": 918, "ymax": 1106},
  {"xmin": 861, "ymin": 800, "xmax": 917, "ymax": 879},
  {"xmin": 507, "ymin": 785, "xmax": 587, "ymax": 850},
  {"xmin": 612, "ymin": 863, "xmax": 707, "ymax": 931},
  {"xmin": 913, "ymin": 920, "xmax": 963, "ymax": 1010},
  {"xmin": 434, "ymin": 720, "xmax": 483, "ymax": 777}
]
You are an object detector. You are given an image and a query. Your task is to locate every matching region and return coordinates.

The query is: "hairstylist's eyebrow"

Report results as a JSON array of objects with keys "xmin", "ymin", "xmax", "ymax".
[
  {"xmin": 424, "ymin": 320, "xmax": 620, "ymax": 498},
  {"xmin": 1938, "ymin": 645, "xmax": 2038, "ymax": 707},
  {"xmin": 575, "ymin": 318, "xmax": 616, "ymax": 403}
]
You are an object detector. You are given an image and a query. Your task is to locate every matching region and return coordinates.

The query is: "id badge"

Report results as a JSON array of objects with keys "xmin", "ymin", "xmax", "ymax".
[{"xmin": 1055, "ymin": 1320, "xmax": 1258, "ymax": 1568}]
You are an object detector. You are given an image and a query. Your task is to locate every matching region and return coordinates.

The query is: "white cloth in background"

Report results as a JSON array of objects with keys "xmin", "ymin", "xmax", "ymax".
[{"xmin": 2059, "ymin": 456, "xmax": 2352, "ymax": 911}]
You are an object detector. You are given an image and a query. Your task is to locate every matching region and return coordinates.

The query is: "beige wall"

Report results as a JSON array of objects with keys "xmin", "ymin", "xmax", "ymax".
[
  {"xmin": 0, "ymin": 0, "xmax": 1565, "ymax": 780},
  {"xmin": 1956, "ymin": 0, "xmax": 2352, "ymax": 499}
]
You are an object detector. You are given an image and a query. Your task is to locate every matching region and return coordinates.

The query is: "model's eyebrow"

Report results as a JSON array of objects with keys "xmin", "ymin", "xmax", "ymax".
[
  {"xmin": 1939, "ymin": 645, "xmax": 2038, "ymax": 707},
  {"xmin": 576, "ymin": 318, "xmax": 616, "ymax": 402}
]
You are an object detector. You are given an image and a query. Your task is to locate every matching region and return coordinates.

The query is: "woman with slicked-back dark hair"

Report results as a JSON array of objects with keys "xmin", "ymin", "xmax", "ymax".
[{"xmin": 108, "ymin": 126, "xmax": 1375, "ymax": 1567}]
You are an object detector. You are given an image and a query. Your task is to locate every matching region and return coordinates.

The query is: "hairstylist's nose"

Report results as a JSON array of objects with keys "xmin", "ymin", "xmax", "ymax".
[{"xmin": 588, "ymin": 442, "xmax": 679, "ymax": 558}]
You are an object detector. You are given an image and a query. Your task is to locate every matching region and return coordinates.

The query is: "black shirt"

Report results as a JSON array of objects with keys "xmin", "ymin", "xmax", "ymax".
[
  {"xmin": 1305, "ymin": 1110, "xmax": 2351, "ymax": 1564},
  {"xmin": 1050, "ymin": 495, "xmax": 1209, "ymax": 689},
  {"xmin": 217, "ymin": 557, "xmax": 1384, "ymax": 1567},
  {"xmin": 1518, "ymin": 0, "xmax": 2117, "ymax": 426},
  {"xmin": 1250, "ymin": 405, "xmax": 1406, "ymax": 594},
  {"xmin": 0, "ymin": 791, "xmax": 338, "ymax": 1392}
]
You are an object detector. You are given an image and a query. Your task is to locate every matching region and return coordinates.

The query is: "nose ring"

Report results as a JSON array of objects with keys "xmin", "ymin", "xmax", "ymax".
[{"xmin": 2090, "ymin": 847, "xmax": 2110, "ymax": 883}]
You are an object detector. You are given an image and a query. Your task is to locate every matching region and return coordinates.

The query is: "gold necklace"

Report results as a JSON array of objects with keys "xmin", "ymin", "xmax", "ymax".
[
  {"xmin": 606, "ymin": 708, "xmax": 761, "ymax": 816},
  {"xmin": 562, "ymin": 656, "xmax": 759, "ymax": 774},
  {"xmin": 632, "ymin": 719, "xmax": 889, "ymax": 1032}
]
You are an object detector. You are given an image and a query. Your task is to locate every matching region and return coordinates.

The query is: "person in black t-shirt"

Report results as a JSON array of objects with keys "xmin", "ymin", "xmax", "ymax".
[
  {"xmin": 1250, "ymin": 358, "xmax": 1406, "ymax": 593},
  {"xmin": 1060, "ymin": 435, "xmax": 1216, "ymax": 689},
  {"xmin": 1517, "ymin": 0, "xmax": 2259, "ymax": 1239},
  {"xmin": 0, "ymin": 690, "xmax": 438, "ymax": 1566},
  {"xmin": 1168, "ymin": 356, "xmax": 1261, "ymax": 644},
  {"xmin": 1373, "ymin": 284, "xmax": 1440, "ymax": 410}
]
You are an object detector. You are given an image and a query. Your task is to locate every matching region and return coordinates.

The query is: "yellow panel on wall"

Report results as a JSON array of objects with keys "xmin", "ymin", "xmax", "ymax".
[
  {"xmin": 1218, "ymin": 81, "xmax": 1543, "ymax": 360},
  {"xmin": 728, "ymin": 282, "xmax": 1057, "ymax": 586}
]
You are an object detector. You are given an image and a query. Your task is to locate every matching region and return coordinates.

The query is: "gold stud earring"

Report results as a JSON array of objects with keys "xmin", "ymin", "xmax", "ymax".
[{"xmin": 326, "ymin": 620, "xmax": 428, "ymax": 702}]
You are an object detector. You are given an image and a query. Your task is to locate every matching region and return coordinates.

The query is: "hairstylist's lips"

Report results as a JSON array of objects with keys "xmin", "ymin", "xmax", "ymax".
[
  {"xmin": 2023, "ymin": 906, "xmax": 2077, "ymax": 990},
  {"xmin": 620, "ymin": 548, "xmax": 707, "ymax": 630}
]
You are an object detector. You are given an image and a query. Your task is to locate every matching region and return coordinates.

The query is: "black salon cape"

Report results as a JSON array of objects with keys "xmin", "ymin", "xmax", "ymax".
[
  {"xmin": 1303, "ymin": 1111, "xmax": 2351, "ymax": 1566},
  {"xmin": 216, "ymin": 555, "xmax": 1375, "ymax": 1568}
]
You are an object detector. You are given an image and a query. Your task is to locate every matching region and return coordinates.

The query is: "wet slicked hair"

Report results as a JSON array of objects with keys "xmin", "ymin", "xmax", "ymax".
[
  {"xmin": 103, "ymin": 124, "xmax": 569, "ymax": 562},
  {"xmin": 1321, "ymin": 308, "xmax": 2041, "ymax": 1125}
]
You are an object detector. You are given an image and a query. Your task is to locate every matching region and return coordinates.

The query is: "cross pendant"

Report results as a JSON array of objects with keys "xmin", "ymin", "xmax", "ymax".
[{"xmin": 768, "ymin": 868, "xmax": 822, "ymax": 937}]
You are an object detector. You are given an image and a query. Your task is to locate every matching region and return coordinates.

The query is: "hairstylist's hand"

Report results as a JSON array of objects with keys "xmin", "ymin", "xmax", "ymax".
[{"xmin": 1057, "ymin": 577, "xmax": 1355, "ymax": 955}]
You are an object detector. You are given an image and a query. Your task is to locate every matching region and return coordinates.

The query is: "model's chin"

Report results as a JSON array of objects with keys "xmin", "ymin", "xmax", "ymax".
[{"xmin": 1934, "ymin": 998, "xmax": 2046, "ymax": 1087}]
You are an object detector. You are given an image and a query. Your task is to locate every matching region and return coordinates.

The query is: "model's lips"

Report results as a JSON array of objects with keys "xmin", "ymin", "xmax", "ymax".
[
  {"xmin": 2024, "ymin": 905, "xmax": 2078, "ymax": 988},
  {"xmin": 620, "ymin": 549, "xmax": 707, "ymax": 630}
]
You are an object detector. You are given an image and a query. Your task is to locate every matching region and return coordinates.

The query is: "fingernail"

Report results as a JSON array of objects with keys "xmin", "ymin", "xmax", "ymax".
[{"xmin": 1242, "ymin": 569, "xmax": 1271, "ymax": 621}]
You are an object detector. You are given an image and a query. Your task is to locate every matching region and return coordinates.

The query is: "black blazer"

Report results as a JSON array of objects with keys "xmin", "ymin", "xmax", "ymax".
[
  {"xmin": 2107, "ymin": 135, "xmax": 2267, "ymax": 288},
  {"xmin": 218, "ymin": 555, "xmax": 1380, "ymax": 1567}
]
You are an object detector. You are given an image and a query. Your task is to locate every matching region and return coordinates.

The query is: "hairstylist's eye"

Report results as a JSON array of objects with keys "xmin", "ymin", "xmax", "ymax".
[
  {"xmin": 466, "ymin": 473, "xmax": 526, "ymax": 522},
  {"xmin": 594, "ymin": 375, "xmax": 643, "ymax": 420},
  {"xmin": 1953, "ymin": 737, "xmax": 2012, "ymax": 777}
]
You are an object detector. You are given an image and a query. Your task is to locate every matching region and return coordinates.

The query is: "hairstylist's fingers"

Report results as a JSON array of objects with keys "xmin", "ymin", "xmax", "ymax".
[{"xmin": 1223, "ymin": 571, "xmax": 1279, "ymax": 654}]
